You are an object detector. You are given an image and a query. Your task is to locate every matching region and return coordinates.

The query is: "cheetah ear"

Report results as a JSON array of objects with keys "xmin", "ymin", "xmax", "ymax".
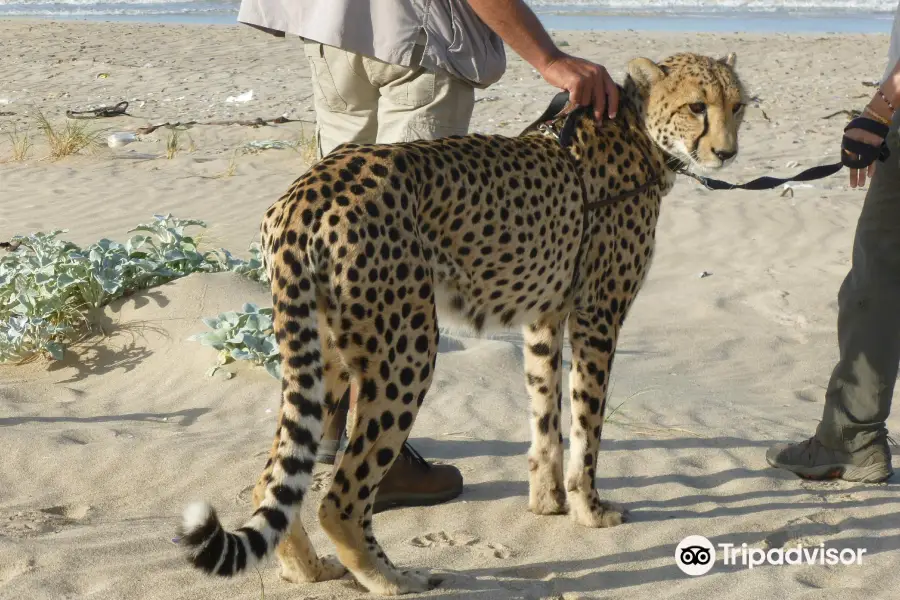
[
  {"xmin": 627, "ymin": 57, "xmax": 667, "ymax": 89},
  {"xmin": 719, "ymin": 52, "xmax": 737, "ymax": 68}
]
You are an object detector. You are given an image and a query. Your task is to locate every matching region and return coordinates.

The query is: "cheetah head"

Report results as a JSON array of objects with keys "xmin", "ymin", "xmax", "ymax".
[{"xmin": 627, "ymin": 52, "xmax": 745, "ymax": 171}]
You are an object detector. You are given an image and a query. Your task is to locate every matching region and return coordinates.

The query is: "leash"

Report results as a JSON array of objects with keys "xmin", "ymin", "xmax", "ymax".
[
  {"xmin": 679, "ymin": 161, "xmax": 844, "ymax": 191},
  {"xmin": 66, "ymin": 101, "xmax": 129, "ymax": 119},
  {"xmin": 521, "ymin": 91, "xmax": 891, "ymax": 201}
]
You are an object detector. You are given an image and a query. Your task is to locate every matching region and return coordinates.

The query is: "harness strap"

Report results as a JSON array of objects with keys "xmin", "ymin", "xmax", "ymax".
[
  {"xmin": 520, "ymin": 91, "xmax": 572, "ymax": 136},
  {"xmin": 521, "ymin": 91, "xmax": 664, "ymax": 209}
]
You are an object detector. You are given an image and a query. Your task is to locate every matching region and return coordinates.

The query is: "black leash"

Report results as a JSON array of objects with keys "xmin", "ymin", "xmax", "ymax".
[
  {"xmin": 522, "ymin": 91, "xmax": 893, "ymax": 199},
  {"xmin": 679, "ymin": 161, "xmax": 845, "ymax": 191},
  {"xmin": 66, "ymin": 101, "xmax": 129, "ymax": 119}
]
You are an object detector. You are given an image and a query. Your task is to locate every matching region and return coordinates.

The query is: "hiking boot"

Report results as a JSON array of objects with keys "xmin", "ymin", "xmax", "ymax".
[
  {"xmin": 373, "ymin": 443, "xmax": 463, "ymax": 513},
  {"xmin": 316, "ymin": 398, "xmax": 349, "ymax": 465},
  {"xmin": 766, "ymin": 436, "xmax": 893, "ymax": 483},
  {"xmin": 330, "ymin": 442, "xmax": 463, "ymax": 512},
  {"xmin": 316, "ymin": 437, "xmax": 344, "ymax": 465}
]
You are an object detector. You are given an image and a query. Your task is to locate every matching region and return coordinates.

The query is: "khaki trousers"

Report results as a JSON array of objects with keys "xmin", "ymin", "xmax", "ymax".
[
  {"xmin": 303, "ymin": 41, "xmax": 475, "ymax": 158},
  {"xmin": 816, "ymin": 114, "xmax": 900, "ymax": 451}
]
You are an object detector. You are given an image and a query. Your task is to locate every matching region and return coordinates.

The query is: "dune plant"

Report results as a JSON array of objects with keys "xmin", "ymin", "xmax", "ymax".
[
  {"xmin": 0, "ymin": 214, "xmax": 262, "ymax": 363},
  {"xmin": 188, "ymin": 302, "xmax": 280, "ymax": 379},
  {"xmin": 34, "ymin": 109, "xmax": 104, "ymax": 159},
  {"xmin": 4, "ymin": 125, "xmax": 32, "ymax": 162}
]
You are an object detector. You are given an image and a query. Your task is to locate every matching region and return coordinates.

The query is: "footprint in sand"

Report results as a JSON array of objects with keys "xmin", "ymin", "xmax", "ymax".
[
  {"xmin": 763, "ymin": 510, "xmax": 842, "ymax": 549},
  {"xmin": 800, "ymin": 479, "xmax": 865, "ymax": 503},
  {"xmin": 742, "ymin": 289, "xmax": 809, "ymax": 342},
  {"xmin": 0, "ymin": 504, "xmax": 92, "ymax": 538},
  {"xmin": 409, "ymin": 530, "xmax": 514, "ymax": 559},
  {"xmin": 0, "ymin": 555, "xmax": 36, "ymax": 585},
  {"xmin": 311, "ymin": 470, "xmax": 333, "ymax": 492}
]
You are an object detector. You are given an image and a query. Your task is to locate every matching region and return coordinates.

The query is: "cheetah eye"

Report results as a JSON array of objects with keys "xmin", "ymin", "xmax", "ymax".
[
  {"xmin": 688, "ymin": 102, "xmax": 707, "ymax": 115},
  {"xmin": 732, "ymin": 102, "xmax": 745, "ymax": 114}
]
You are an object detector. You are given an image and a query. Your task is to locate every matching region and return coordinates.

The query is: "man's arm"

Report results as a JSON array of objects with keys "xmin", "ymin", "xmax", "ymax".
[{"xmin": 466, "ymin": 0, "xmax": 619, "ymax": 121}]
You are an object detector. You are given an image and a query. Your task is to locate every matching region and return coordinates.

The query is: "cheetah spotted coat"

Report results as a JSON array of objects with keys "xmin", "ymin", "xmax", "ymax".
[{"xmin": 178, "ymin": 52, "xmax": 745, "ymax": 595}]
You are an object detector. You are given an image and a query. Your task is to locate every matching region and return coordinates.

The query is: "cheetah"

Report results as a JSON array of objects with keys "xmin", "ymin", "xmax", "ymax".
[{"xmin": 177, "ymin": 52, "xmax": 746, "ymax": 595}]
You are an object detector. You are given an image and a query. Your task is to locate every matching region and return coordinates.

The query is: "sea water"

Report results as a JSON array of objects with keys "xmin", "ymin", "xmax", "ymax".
[{"xmin": 0, "ymin": 0, "xmax": 896, "ymax": 33}]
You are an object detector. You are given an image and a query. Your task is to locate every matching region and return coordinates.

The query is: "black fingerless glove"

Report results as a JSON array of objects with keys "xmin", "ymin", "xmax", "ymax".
[{"xmin": 841, "ymin": 116, "xmax": 891, "ymax": 169}]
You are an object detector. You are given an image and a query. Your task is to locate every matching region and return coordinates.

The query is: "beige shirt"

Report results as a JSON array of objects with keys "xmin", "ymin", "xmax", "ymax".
[
  {"xmin": 237, "ymin": 0, "xmax": 507, "ymax": 88},
  {"xmin": 887, "ymin": 2, "xmax": 900, "ymax": 82}
]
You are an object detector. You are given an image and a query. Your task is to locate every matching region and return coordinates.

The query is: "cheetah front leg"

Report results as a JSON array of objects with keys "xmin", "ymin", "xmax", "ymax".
[
  {"xmin": 523, "ymin": 319, "xmax": 566, "ymax": 516},
  {"xmin": 564, "ymin": 311, "xmax": 627, "ymax": 528}
]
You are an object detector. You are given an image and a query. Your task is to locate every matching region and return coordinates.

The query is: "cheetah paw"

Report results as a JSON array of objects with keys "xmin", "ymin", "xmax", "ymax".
[
  {"xmin": 528, "ymin": 485, "xmax": 567, "ymax": 516},
  {"xmin": 364, "ymin": 569, "xmax": 441, "ymax": 595},
  {"xmin": 569, "ymin": 495, "xmax": 627, "ymax": 528},
  {"xmin": 280, "ymin": 555, "xmax": 347, "ymax": 583}
]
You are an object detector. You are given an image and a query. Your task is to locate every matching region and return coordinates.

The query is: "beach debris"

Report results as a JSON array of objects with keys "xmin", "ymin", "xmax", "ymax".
[
  {"xmin": 135, "ymin": 114, "xmax": 312, "ymax": 135},
  {"xmin": 785, "ymin": 160, "xmax": 799, "ymax": 168},
  {"xmin": 97, "ymin": 72, "xmax": 110, "ymax": 79},
  {"xmin": 225, "ymin": 89, "xmax": 254, "ymax": 103},
  {"xmin": 0, "ymin": 98, "xmax": 11, "ymax": 105},
  {"xmin": 66, "ymin": 101, "xmax": 129, "ymax": 119},
  {"xmin": 780, "ymin": 182, "xmax": 813, "ymax": 198},
  {"xmin": 107, "ymin": 132, "xmax": 137, "ymax": 148},
  {"xmin": 698, "ymin": 271, "xmax": 712, "ymax": 279},
  {"xmin": 243, "ymin": 139, "xmax": 296, "ymax": 151},
  {"xmin": 862, "ymin": 80, "xmax": 879, "ymax": 88},
  {"xmin": 822, "ymin": 109, "xmax": 860, "ymax": 121},
  {"xmin": 558, "ymin": 40, "xmax": 570, "ymax": 47},
  {"xmin": 475, "ymin": 95, "xmax": 500, "ymax": 103}
]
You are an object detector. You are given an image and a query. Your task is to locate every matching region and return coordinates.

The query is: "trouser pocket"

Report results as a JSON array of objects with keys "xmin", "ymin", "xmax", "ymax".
[{"xmin": 304, "ymin": 42, "xmax": 348, "ymax": 112}]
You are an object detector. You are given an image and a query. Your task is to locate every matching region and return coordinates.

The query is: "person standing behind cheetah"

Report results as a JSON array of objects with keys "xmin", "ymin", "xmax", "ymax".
[
  {"xmin": 237, "ymin": 0, "xmax": 620, "ymax": 511},
  {"xmin": 767, "ymin": 3, "xmax": 900, "ymax": 483}
]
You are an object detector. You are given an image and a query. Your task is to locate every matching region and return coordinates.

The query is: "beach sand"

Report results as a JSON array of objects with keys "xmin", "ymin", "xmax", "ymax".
[{"xmin": 1, "ymin": 19, "xmax": 899, "ymax": 600}]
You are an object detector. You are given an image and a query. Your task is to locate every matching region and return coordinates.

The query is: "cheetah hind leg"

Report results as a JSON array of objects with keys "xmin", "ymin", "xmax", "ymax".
[
  {"xmin": 249, "ymin": 318, "xmax": 350, "ymax": 584},
  {"xmin": 317, "ymin": 306, "xmax": 442, "ymax": 594}
]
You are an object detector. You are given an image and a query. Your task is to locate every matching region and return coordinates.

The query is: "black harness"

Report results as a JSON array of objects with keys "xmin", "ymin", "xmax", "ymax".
[{"xmin": 521, "ymin": 90, "xmax": 666, "ymax": 210}]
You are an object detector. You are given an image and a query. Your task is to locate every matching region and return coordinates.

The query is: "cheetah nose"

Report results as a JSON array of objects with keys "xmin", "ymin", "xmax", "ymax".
[{"xmin": 714, "ymin": 149, "xmax": 736, "ymax": 161}]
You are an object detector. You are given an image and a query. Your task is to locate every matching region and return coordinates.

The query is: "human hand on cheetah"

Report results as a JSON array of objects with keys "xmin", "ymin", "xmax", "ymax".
[
  {"xmin": 466, "ymin": 0, "xmax": 619, "ymax": 122},
  {"xmin": 537, "ymin": 53, "xmax": 620, "ymax": 123}
]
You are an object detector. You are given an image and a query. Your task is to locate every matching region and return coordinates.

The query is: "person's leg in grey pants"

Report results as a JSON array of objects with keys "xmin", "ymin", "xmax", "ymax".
[{"xmin": 767, "ymin": 116, "xmax": 899, "ymax": 483}]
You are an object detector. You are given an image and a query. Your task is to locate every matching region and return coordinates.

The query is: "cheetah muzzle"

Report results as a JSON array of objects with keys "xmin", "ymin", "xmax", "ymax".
[{"xmin": 176, "ymin": 52, "xmax": 746, "ymax": 595}]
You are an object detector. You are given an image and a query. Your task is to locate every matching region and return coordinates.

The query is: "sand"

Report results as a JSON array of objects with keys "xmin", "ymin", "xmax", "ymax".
[{"xmin": 1, "ymin": 18, "xmax": 899, "ymax": 600}]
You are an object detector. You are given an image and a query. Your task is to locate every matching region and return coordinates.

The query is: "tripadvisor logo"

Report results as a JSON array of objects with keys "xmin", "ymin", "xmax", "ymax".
[{"xmin": 675, "ymin": 535, "xmax": 867, "ymax": 575}]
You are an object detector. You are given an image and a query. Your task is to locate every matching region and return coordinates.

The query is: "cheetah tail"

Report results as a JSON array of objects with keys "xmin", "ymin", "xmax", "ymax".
[{"xmin": 177, "ymin": 271, "xmax": 323, "ymax": 577}]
